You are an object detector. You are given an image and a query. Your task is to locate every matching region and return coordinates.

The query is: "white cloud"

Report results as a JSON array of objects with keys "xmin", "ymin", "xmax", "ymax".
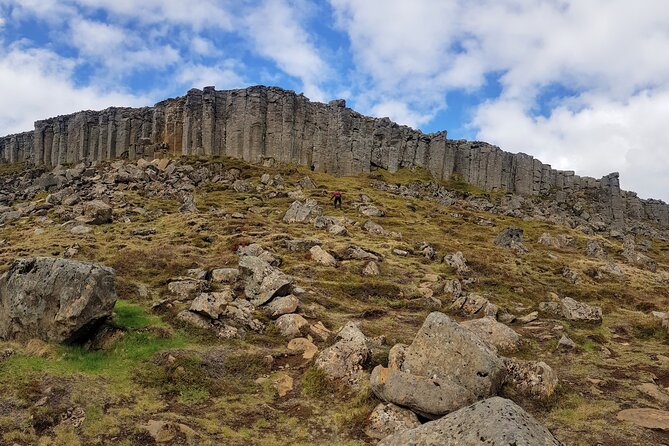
[
  {"xmin": 0, "ymin": 44, "xmax": 148, "ymax": 135},
  {"xmin": 370, "ymin": 100, "xmax": 435, "ymax": 129},
  {"xmin": 474, "ymin": 89, "xmax": 669, "ymax": 200},
  {"xmin": 243, "ymin": 0, "xmax": 329, "ymax": 101},
  {"xmin": 176, "ymin": 60, "xmax": 246, "ymax": 91},
  {"xmin": 69, "ymin": 17, "xmax": 180, "ymax": 74},
  {"xmin": 330, "ymin": 0, "xmax": 669, "ymax": 200}
]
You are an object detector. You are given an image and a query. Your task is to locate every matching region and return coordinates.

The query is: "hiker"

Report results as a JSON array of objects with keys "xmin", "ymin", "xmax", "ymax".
[{"xmin": 331, "ymin": 190, "xmax": 342, "ymax": 208}]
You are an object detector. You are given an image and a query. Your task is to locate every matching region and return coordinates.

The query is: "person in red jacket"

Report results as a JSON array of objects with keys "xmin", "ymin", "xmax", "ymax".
[{"xmin": 331, "ymin": 190, "xmax": 342, "ymax": 208}]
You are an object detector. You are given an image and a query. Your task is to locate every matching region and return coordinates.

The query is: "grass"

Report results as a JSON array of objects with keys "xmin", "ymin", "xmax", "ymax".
[{"xmin": 0, "ymin": 156, "xmax": 667, "ymax": 445}]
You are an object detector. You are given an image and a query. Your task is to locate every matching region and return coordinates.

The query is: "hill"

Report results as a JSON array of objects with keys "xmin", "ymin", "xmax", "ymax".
[{"xmin": 0, "ymin": 155, "xmax": 667, "ymax": 445}]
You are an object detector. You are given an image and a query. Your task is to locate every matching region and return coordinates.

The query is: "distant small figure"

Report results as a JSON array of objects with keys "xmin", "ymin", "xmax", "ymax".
[{"xmin": 331, "ymin": 190, "xmax": 342, "ymax": 208}]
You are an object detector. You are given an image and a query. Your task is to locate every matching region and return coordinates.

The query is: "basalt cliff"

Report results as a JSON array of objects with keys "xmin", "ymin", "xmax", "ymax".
[{"xmin": 0, "ymin": 85, "xmax": 666, "ymax": 232}]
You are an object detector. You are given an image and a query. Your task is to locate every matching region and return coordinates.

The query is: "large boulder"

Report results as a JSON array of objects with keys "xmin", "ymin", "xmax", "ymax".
[
  {"xmin": 238, "ymin": 255, "xmax": 293, "ymax": 306},
  {"xmin": 81, "ymin": 200, "xmax": 112, "ymax": 224},
  {"xmin": 371, "ymin": 312, "xmax": 506, "ymax": 418},
  {"xmin": 0, "ymin": 257, "xmax": 117, "ymax": 343},
  {"xmin": 378, "ymin": 397, "xmax": 562, "ymax": 446},
  {"xmin": 365, "ymin": 403, "xmax": 421, "ymax": 440},
  {"xmin": 315, "ymin": 322, "xmax": 371, "ymax": 384},
  {"xmin": 282, "ymin": 199, "xmax": 322, "ymax": 223}
]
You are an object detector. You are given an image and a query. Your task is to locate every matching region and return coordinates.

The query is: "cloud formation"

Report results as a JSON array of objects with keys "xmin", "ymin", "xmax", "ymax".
[{"xmin": 1, "ymin": 0, "xmax": 669, "ymax": 200}]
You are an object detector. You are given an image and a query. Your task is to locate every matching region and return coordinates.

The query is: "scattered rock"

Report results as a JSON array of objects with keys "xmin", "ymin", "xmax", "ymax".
[
  {"xmin": 539, "ymin": 296, "xmax": 602, "ymax": 324},
  {"xmin": 517, "ymin": 311, "xmax": 538, "ymax": 324},
  {"xmin": 284, "ymin": 238, "xmax": 322, "ymax": 252},
  {"xmin": 274, "ymin": 374, "xmax": 294, "ymax": 397},
  {"xmin": 287, "ymin": 337, "xmax": 318, "ymax": 360},
  {"xmin": 309, "ymin": 245, "xmax": 338, "ymax": 267},
  {"xmin": 275, "ymin": 314, "xmax": 309, "ymax": 339},
  {"xmin": 359, "ymin": 204, "xmax": 384, "ymax": 217},
  {"xmin": 503, "ymin": 358, "xmax": 558, "ymax": 399},
  {"xmin": 556, "ymin": 335, "xmax": 577, "ymax": 351},
  {"xmin": 362, "ymin": 261, "xmax": 380, "ymax": 276},
  {"xmin": 378, "ymin": 397, "xmax": 562, "ymax": 446},
  {"xmin": 365, "ymin": 402, "xmax": 421, "ymax": 440},
  {"xmin": 283, "ymin": 199, "xmax": 322, "ymax": 223},
  {"xmin": 0, "ymin": 257, "xmax": 117, "ymax": 343},
  {"xmin": 617, "ymin": 408, "xmax": 669, "ymax": 430},
  {"xmin": 315, "ymin": 322, "xmax": 371, "ymax": 384},
  {"xmin": 443, "ymin": 251, "xmax": 469, "ymax": 274},
  {"xmin": 586, "ymin": 239, "xmax": 606, "ymax": 258},
  {"xmin": 264, "ymin": 295, "xmax": 300, "ymax": 318}
]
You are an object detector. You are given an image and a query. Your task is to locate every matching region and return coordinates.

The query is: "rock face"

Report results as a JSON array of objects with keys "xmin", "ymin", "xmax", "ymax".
[
  {"xmin": 1, "ymin": 85, "xmax": 667, "ymax": 232},
  {"xmin": 378, "ymin": 397, "xmax": 563, "ymax": 446},
  {"xmin": 371, "ymin": 312, "xmax": 506, "ymax": 418},
  {"xmin": 0, "ymin": 257, "xmax": 117, "ymax": 343}
]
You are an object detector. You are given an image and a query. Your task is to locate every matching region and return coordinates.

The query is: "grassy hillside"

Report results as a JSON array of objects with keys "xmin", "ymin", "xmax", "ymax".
[{"xmin": 0, "ymin": 158, "xmax": 668, "ymax": 445}]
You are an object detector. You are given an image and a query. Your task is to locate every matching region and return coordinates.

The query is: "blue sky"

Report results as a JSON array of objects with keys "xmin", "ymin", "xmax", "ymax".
[{"xmin": 1, "ymin": 0, "xmax": 669, "ymax": 200}]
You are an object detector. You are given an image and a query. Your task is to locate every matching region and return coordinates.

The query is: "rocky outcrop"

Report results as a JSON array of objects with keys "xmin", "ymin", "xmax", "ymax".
[
  {"xmin": 378, "ymin": 397, "xmax": 562, "ymax": 446},
  {"xmin": 2, "ymin": 85, "xmax": 668, "ymax": 232},
  {"xmin": 371, "ymin": 312, "xmax": 506, "ymax": 418},
  {"xmin": 0, "ymin": 257, "xmax": 117, "ymax": 343}
]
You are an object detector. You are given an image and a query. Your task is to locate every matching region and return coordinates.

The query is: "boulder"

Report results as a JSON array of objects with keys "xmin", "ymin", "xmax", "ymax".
[
  {"xmin": 275, "ymin": 314, "xmax": 309, "ymax": 338},
  {"xmin": 284, "ymin": 238, "xmax": 322, "ymax": 252},
  {"xmin": 309, "ymin": 245, "xmax": 337, "ymax": 267},
  {"xmin": 460, "ymin": 317, "xmax": 520, "ymax": 352},
  {"xmin": 362, "ymin": 261, "xmax": 380, "ymax": 276},
  {"xmin": 365, "ymin": 403, "xmax": 421, "ymax": 440},
  {"xmin": 282, "ymin": 199, "xmax": 322, "ymax": 223},
  {"xmin": 210, "ymin": 268, "xmax": 239, "ymax": 284},
  {"xmin": 504, "ymin": 358, "xmax": 558, "ymax": 399},
  {"xmin": 585, "ymin": 239, "xmax": 606, "ymax": 258},
  {"xmin": 378, "ymin": 397, "xmax": 562, "ymax": 445},
  {"xmin": 238, "ymin": 255, "xmax": 293, "ymax": 306},
  {"xmin": 189, "ymin": 290, "xmax": 234, "ymax": 319},
  {"xmin": 315, "ymin": 322, "xmax": 371, "ymax": 384},
  {"xmin": 539, "ymin": 296, "xmax": 602, "ymax": 324},
  {"xmin": 0, "ymin": 257, "xmax": 117, "ymax": 343},
  {"xmin": 82, "ymin": 200, "xmax": 112, "ymax": 224},
  {"xmin": 371, "ymin": 312, "xmax": 506, "ymax": 418},
  {"xmin": 264, "ymin": 295, "xmax": 300, "ymax": 318},
  {"xmin": 443, "ymin": 251, "xmax": 469, "ymax": 274},
  {"xmin": 495, "ymin": 227, "xmax": 524, "ymax": 247}
]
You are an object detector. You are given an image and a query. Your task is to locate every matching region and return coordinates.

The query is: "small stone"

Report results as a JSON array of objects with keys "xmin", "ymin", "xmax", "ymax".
[
  {"xmin": 309, "ymin": 245, "xmax": 337, "ymax": 267},
  {"xmin": 617, "ymin": 408, "xmax": 669, "ymax": 430},
  {"xmin": 517, "ymin": 311, "xmax": 538, "ymax": 324},
  {"xmin": 365, "ymin": 403, "xmax": 421, "ymax": 440},
  {"xmin": 275, "ymin": 314, "xmax": 309, "ymax": 339},
  {"xmin": 274, "ymin": 374, "xmax": 294, "ymax": 397},
  {"xmin": 556, "ymin": 335, "xmax": 576, "ymax": 351},
  {"xmin": 362, "ymin": 261, "xmax": 380, "ymax": 276},
  {"xmin": 287, "ymin": 337, "xmax": 318, "ymax": 359}
]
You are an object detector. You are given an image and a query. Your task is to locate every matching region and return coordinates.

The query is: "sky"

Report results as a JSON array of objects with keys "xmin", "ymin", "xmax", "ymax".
[{"xmin": 1, "ymin": 0, "xmax": 669, "ymax": 201}]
